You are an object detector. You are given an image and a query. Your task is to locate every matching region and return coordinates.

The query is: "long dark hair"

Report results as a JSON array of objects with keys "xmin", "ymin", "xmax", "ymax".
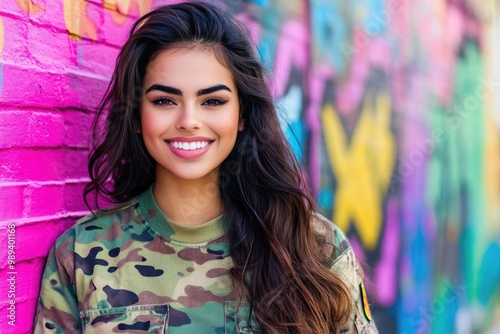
[{"xmin": 85, "ymin": 2, "xmax": 353, "ymax": 333}]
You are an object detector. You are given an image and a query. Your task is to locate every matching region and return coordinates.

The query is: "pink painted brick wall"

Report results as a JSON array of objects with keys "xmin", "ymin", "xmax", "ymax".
[{"xmin": 0, "ymin": 1, "xmax": 154, "ymax": 333}]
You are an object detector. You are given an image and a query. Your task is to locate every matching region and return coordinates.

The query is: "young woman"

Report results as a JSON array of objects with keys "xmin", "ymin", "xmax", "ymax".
[{"xmin": 34, "ymin": 2, "xmax": 377, "ymax": 333}]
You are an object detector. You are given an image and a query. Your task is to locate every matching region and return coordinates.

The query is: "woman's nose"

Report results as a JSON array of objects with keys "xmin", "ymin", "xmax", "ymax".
[{"xmin": 176, "ymin": 104, "xmax": 202, "ymax": 131}]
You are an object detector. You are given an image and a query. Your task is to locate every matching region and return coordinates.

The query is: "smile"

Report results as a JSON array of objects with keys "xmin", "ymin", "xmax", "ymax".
[
  {"xmin": 169, "ymin": 141, "xmax": 211, "ymax": 151},
  {"xmin": 165, "ymin": 139, "xmax": 214, "ymax": 160}
]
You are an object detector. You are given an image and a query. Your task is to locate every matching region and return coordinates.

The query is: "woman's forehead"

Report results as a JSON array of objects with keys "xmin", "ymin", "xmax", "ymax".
[{"xmin": 143, "ymin": 47, "xmax": 235, "ymax": 91}]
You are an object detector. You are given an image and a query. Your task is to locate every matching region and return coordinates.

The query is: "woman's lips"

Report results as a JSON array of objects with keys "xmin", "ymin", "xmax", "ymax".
[
  {"xmin": 169, "ymin": 140, "xmax": 211, "ymax": 150},
  {"xmin": 165, "ymin": 138, "xmax": 214, "ymax": 159}
]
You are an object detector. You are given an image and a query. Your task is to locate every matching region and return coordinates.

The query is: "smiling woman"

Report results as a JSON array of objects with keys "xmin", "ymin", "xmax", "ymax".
[
  {"xmin": 140, "ymin": 47, "xmax": 241, "ymax": 204},
  {"xmin": 33, "ymin": 2, "xmax": 377, "ymax": 333}
]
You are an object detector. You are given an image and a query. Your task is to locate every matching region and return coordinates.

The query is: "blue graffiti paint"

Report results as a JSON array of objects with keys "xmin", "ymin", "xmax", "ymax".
[
  {"xmin": 350, "ymin": 0, "xmax": 387, "ymax": 36},
  {"xmin": 310, "ymin": 1, "xmax": 349, "ymax": 70},
  {"xmin": 277, "ymin": 85, "xmax": 306, "ymax": 162},
  {"xmin": 318, "ymin": 188, "xmax": 333, "ymax": 211},
  {"xmin": 478, "ymin": 243, "xmax": 500, "ymax": 304},
  {"xmin": 399, "ymin": 205, "xmax": 433, "ymax": 334},
  {"xmin": 249, "ymin": 0, "xmax": 268, "ymax": 6},
  {"xmin": 284, "ymin": 120, "xmax": 306, "ymax": 162},
  {"xmin": 257, "ymin": 35, "xmax": 275, "ymax": 74}
]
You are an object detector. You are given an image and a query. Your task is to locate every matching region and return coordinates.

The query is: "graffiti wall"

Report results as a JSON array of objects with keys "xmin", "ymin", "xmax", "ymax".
[
  {"xmin": 0, "ymin": 0, "xmax": 498, "ymax": 333},
  {"xmin": 221, "ymin": 0, "xmax": 500, "ymax": 332}
]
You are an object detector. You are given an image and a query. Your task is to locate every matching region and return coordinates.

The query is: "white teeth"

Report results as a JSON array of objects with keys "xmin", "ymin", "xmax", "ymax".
[{"xmin": 169, "ymin": 141, "xmax": 210, "ymax": 151}]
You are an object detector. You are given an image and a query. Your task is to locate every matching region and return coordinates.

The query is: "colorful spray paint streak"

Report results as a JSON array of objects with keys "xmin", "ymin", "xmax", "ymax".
[{"xmin": 0, "ymin": 0, "xmax": 498, "ymax": 333}]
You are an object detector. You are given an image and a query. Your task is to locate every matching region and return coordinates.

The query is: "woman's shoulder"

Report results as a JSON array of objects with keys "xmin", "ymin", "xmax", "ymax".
[
  {"xmin": 311, "ymin": 212, "xmax": 352, "ymax": 265},
  {"xmin": 75, "ymin": 198, "xmax": 139, "ymax": 226},
  {"xmin": 53, "ymin": 197, "xmax": 140, "ymax": 250},
  {"xmin": 312, "ymin": 213, "xmax": 378, "ymax": 333}
]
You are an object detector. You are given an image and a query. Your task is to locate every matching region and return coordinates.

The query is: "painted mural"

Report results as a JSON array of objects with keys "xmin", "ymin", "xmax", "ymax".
[
  {"xmin": 0, "ymin": 0, "xmax": 498, "ymax": 333},
  {"xmin": 219, "ymin": 0, "xmax": 500, "ymax": 333}
]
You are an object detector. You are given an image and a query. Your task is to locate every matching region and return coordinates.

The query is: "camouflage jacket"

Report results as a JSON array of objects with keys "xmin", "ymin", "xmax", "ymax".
[{"xmin": 34, "ymin": 186, "xmax": 377, "ymax": 333}]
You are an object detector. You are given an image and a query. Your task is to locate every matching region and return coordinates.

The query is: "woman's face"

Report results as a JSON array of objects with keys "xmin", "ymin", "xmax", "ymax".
[{"xmin": 140, "ymin": 47, "xmax": 241, "ymax": 183}]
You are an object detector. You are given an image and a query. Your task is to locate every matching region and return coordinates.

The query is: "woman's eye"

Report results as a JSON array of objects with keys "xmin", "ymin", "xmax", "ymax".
[
  {"xmin": 203, "ymin": 98, "xmax": 227, "ymax": 106},
  {"xmin": 152, "ymin": 98, "xmax": 175, "ymax": 106}
]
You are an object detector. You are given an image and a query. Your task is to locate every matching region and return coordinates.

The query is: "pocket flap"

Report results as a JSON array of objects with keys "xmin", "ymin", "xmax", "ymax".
[{"xmin": 80, "ymin": 304, "xmax": 169, "ymax": 333}]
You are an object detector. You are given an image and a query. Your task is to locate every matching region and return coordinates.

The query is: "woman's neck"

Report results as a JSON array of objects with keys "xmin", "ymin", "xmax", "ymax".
[{"xmin": 153, "ymin": 170, "xmax": 223, "ymax": 226}]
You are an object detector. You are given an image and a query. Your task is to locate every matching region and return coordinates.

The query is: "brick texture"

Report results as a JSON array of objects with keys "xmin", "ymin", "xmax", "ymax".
[{"xmin": 0, "ymin": 1, "xmax": 146, "ymax": 332}]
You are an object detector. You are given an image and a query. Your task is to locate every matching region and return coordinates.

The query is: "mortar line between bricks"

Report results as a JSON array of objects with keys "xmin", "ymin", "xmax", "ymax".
[
  {"xmin": 0, "ymin": 179, "xmax": 90, "ymax": 187},
  {"xmin": 25, "ymin": 19, "xmax": 125, "ymax": 50},
  {"xmin": 0, "ymin": 60, "xmax": 113, "ymax": 81},
  {"xmin": 1, "ymin": 8, "xmax": 142, "ymax": 50},
  {"xmin": 0, "ymin": 254, "xmax": 59, "ymax": 269},
  {"xmin": 0, "ymin": 211, "xmax": 91, "ymax": 225},
  {"xmin": 0, "ymin": 294, "xmax": 38, "ymax": 307},
  {"xmin": 0, "ymin": 258, "xmax": 47, "ymax": 272},
  {"xmin": 0, "ymin": 10, "xmax": 25, "ymax": 21},
  {"xmin": 0, "ymin": 104, "xmax": 100, "ymax": 113},
  {"xmin": 0, "ymin": 145, "xmax": 91, "ymax": 149},
  {"xmin": 90, "ymin": 0, "xmax": 145, "ymax": 20},
  {"xmin": 0, "ymin": 295, "xmax": 32, "ymax": 308},
  {"xmin": 0, "ymin": 109, "xmax": 95, "ymax": 115},
  {"xmin": 0, "ymin": 149, "xmax": 90, "ymax": 155}
]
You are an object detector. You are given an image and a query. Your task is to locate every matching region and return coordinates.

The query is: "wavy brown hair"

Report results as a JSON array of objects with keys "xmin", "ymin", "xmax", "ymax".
[{"xmin": 84, "ymin": 2, "xmax": 353, "ymax": 333}]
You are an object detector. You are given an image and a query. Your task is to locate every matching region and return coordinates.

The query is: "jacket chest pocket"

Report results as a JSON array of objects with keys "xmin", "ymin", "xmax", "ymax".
[
  {"xmin": 224, "ymin": 301, "xmax": 261, "ymax": 334},
  {"xmin": 80, "ymin": 304, "xmax": 169, "ymax": 333}
]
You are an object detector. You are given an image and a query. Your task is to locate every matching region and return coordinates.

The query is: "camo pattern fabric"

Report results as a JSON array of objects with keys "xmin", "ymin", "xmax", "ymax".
[{"xmin": 34, "ymin": 186, "xmax": 377, "ymax": 333}]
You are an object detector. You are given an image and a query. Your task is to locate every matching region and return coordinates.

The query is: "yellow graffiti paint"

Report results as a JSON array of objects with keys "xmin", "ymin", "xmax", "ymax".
[
  {"xmin": 0, "ymin": 16, "xmax": 4, "ymax": 58},
  {"xmin": 321, "ymin": 93, "xmax": 395, "ymax": 250},
  {"xmin": 63, "ymin": 0, "xmax": 97, "ymax": 40},
  {"xmin": 481, "ymin": 8, "xmax": 500, "ymax": 254},
  {"xmin": 483, "ymin": 0, "xmax": 500, "ymax": 237},
  {"xmin": 15, "ymin": 0, "xmax": 44, "ymax": 13},
  {"xmin": 104, "ymin": 0, "xmax": 152, "ymax": 25}
]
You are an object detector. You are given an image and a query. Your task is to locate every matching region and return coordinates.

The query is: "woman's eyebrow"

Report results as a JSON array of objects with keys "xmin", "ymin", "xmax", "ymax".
[
  {"xmin": 145, "ymin": 84, "xmax": 182, "ymax": 95},
  {"xmin": 197, "ymin": 85, "xmax": 232, "ymax": 96},
  {"xmin": 145, "ymin": 84, "xmax": 232, "ymax": 96}
]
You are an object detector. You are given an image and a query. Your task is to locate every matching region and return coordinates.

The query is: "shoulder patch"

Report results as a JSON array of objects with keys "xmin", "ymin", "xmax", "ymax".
[{"xmin": 359, "ymin": 282, "xmax": 372, "ymax": 322}]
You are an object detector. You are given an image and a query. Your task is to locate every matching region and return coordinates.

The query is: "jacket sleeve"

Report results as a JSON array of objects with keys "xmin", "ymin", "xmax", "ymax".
[
  {"xmin": 33, "ymin": 228, "xmax": 82, "ymax": 333},
  {"xmin": 331, "ymin": 247, "xmax": 378, "ymax": 333},
  {"xmin": 312, "ymin": 213, "xmax": 378, "ymax": 333}
]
